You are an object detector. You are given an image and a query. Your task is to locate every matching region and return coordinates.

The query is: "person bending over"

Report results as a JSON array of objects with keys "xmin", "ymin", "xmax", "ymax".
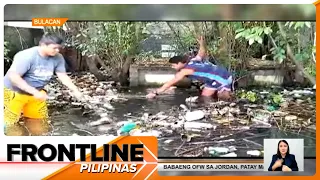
[
  {"xmin": 146, "ymin": 54, "xmax": 233, "ymax": 101},
  {"xmin": 4, "ymin": 33, "xmax": 85, "ymax": 136}
]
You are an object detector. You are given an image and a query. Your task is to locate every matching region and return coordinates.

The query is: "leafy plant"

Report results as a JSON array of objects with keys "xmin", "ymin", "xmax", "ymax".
[
  {"xmin": 270, "ymin": 47, "xmax": 286, "ymax": 63},
  {"xmin": 270, "ymin": 93, "xmax": 283, "ymax": 105},
  {"xmin": 285, "ymin": 22, "xmax": 311, "ymax": 30},
  {"xmin": 238, "ymin": 90, "xmax": 258, "ymax": 103},
  {"xmin": 235, "ymin": 26, "xmax": 272, "ymax": 45}
]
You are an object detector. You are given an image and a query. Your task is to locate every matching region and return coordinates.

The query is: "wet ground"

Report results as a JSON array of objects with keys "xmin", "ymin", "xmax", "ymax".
[{"xmin": 48, "ymin": 86, "xmax": 316, "ymax": 158}]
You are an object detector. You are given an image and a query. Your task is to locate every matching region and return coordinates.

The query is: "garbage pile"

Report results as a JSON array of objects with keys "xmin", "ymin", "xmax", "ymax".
[
  {"xmin": 44, "ymin": 73, "xmax": 316, "ymax": 157},
  {"xmin": 111, "ymin": 86, "xmax": 315, "ymax": 157},
  {"xmin": 44, "ymin": 73, "xmax": 129, "ymax": 114}
]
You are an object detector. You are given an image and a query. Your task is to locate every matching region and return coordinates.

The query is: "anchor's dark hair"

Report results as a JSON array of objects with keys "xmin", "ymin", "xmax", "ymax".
[{"xmin": 276, "ymin": 139, "xmax": 290, "ymax": 158}]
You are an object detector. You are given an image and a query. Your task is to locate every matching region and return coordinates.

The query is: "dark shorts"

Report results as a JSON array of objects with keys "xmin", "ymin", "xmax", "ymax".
[{"xmin": 204, "ymin": 76, "xmax": 233, "ymax": 92}]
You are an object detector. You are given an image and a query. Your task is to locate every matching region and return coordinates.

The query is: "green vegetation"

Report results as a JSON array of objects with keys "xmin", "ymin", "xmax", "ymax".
[{"xmin": 5, "ymin": 21, "xmax": 315, "ymax": 85}]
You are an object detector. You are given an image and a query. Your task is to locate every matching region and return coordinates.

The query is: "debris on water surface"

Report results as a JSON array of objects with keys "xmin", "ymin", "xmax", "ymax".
[
  {"xmin": 186, "ymin": 96, "xmax": 199, "ymax": 103},
  {"xmin": 171, "ymin": 120, "xmax": 185, "ymax": 129},
  {"xmin": 71, "ymin": 102, "xmax": 82, "ymax": 106},
  {"xmin": 181, "ymin": 133, "xmax": 201, "ymax": 142},
  {"xmin": 266, "ymin": 105, "xmax": 278, "ymax": 111},
  {"xmin": 88, "ymin": 117, "xmax": 112, "ymax": 126},
  {"xmin": 211, "ymin": 110, "xmax": 219, "ymax": 117},
  {"xmin": 285, "ymin": 115, "xmax": 298, "ymax": 121},
  {"xmin": 247, "ymin": 150, "xmax": 262, "ymax": 157},
  {"xmin": 152, "ymin": 120, "xmax": 172, "ymax": 128},
  {"xmin": 218, "ymin": 107, "xmax": 230, "ymax": 116},
  {"xmin": 179, "ymin": 104, "xmax": 189, "ymax": 111},
  {"xmin": 272, "ymin": 111, "xmax": 288, "ymax": 117},
  {"xmin": 220, "ymin": 152, "xmax": 237, "ymax": 157},
  {"xmin": 260, "ymin": 91, "xmax": 269, "ymax": 94},
  {"xmin": 228, "ymin": 146, "xmax": 237, "ymax": 152},
  {"xmin": 129, "ymin": 129, "xmax": 142, "ymax": 136},
  {"xmin": 184, "ymin": 122, "xmax": 216, "ymax": 131},
  {"xmin": 99, "ymin": 113, "xmax": 109, "ymax": 118},
  {"xmin": 116, "ymin": 121, "xmax": 131, "ymax": 127},
  {"xmin": 289, "ymin": 90, "xmax": 314, "ymax": 96},
  {"xmin": 204, "ymin": 147, "xmax": 229, "ymax": 154},
  {"xmin": 129, "ymin": 129, "xmax": 162, "ymax": 137},
  {"xmin": 204, "ymin": 146, "xmax": 238, "ymax": 157},
  {"xmin": 141, "ymin": 113, "xmax": 149, "ymax": 122},
  {"xmin": 307, "ymin": 124, "xmax": 316, "ymax": 130},
  {"xmin": 229, "ymin": 102, "xmax": 237, "ymax": 107},
  {"xmin": 164, "ymin": 139, "xmax": 174, "ymax": 144},
  {"xmin": 103, "ymin": 102, "xmax": 115, "ymax": 110},
  {"xmin": 118, "ymin": 122, "xmax": 137, "ymax": 135},
  {"xmin": 45, "ymin": 73, "xmax": 315, "ymax": 157},
  {"xmin": 185, "ymin": 110, "xmax": 205, "ymax": 121},
  {"xmin": 217, "ymin": 139, "xmax": 235, "ymax": 143},
  {"xmin": 97, "ymin": 126, "xmax": 114, "ymax": 132}
]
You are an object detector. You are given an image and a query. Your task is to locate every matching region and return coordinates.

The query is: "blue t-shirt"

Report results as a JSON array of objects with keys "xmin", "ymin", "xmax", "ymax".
[
  {"xmin": 4, "ymin": 46, "xmax": 66, "ymax": 94},
  {"xmin": 184, "ymin": 56, "xmax": 231, "ymax": 86}
]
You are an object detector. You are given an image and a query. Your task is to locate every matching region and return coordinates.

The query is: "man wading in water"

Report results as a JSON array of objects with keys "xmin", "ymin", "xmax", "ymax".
[
  {"xmin": 4, "ymin": 33, "xmax": 85, "ymax": 136},
  {"xmin": 146, "ymin": 36, "xmax": 233, "ymax": 101}
]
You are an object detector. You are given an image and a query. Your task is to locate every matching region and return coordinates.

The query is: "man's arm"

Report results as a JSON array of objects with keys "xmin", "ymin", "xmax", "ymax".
[
  {"xmin": 55, "ymin": 56, "xmax": 80, "ymax": 93},
  {"xmin": 7, "ymin": 52, "xmax": 40, "ymax": 95},
  {"xmin": 56, "ymin": 72, "xmax": 80, "ymax": 92},
  {"xmin": 196, "ymin": 36, "xmax": 206, "ymax": 59},
  {"xmin": 189, "ymin": 36, "xmax": 206, "ymax": 62},
  {"xmin": 154, "ymin": 69, "xmax": 194, "ymax": 94}
]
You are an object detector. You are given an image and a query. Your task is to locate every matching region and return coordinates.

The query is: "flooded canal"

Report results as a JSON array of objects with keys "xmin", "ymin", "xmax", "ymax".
[{"xmin": 47, "ymin": 86, "xmax": 316, "ymax": 158}]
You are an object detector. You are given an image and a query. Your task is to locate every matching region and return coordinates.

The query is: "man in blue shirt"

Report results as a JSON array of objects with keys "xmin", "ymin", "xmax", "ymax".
[
  {"xmin": 4, "ymin": 33, "xmax": 85, "ymax": 135},
  {"xmin": 146, "ymin": 36, "xmax": 233, "ymax": 101}
]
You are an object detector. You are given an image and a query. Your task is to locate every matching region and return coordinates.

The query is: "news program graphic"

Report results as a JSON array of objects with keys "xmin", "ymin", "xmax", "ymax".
[
  {"xmin": 263, "ymin": 138, "xmax": 304, "ymax": 172},
  {"xmin": 6, "ymin": 136, "xmax": 158, "ymax": 179}
]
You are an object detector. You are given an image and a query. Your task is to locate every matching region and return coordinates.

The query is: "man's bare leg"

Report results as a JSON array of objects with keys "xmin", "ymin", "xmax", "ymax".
[
  {"xmin": 23, "ymin": 118, "xmax": 50, "ymax": 136},
  {"xmin": 23, "ymin": 95, "xmax": 50, "ymax": 136},
  {"xmin": 217, "ymin": 90, "xmax": 234, "ymax": 102},
  {"xmin": 199, "ymin": 87, "xmax": 218, "ymax": 104},
  {"xmin": 5, "ymin": 124, "xmax": 28, "ymax": 136},
  {"xmin": 201, "ymin": 87, "xmax": 217, "ymax": 97}
]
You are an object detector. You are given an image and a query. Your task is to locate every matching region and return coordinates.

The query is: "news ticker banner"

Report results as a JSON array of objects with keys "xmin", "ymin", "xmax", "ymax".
[{"xmin": 158, "ymin": 162, "xmax": 264, "ymax": 172}]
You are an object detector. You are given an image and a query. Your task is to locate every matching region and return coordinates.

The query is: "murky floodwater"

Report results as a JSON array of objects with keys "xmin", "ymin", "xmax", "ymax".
[{"xmin": 49, "ymin": 86, "xmax": 316, "ymax": 157}]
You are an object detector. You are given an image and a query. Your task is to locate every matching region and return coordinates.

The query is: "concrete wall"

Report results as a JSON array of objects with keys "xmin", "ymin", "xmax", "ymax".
[
  {"xmin": 129, "ymin": 65, "xmax": 192, "ymax": 87},
  {"xmin": 251, "ymin": 69, "xmax": 284, "ymax": 86},
  {"xmin": 130, "ymin": 65, "xmax": 290, "ymax": 87}
]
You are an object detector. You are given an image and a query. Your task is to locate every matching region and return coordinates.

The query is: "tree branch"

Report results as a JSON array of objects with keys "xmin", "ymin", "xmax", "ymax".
[
  {"xmin": 276, "ymin": 22, "xmax": 316, "ymax": 85},
  {"xmin": 166, "ymin": 22, "xmax": 187, "ymax": 51}
]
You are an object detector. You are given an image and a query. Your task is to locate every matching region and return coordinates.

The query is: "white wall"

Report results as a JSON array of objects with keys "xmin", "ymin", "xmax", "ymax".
[{"xmin": 4, "ymin": 21, "xmax": 44, "ymax": 29}]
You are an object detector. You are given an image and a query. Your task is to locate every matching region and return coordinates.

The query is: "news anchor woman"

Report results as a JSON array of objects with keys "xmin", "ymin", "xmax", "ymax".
[{"xmin": 268, "ymin": 140, "xmax": 299, "ymax": 171}]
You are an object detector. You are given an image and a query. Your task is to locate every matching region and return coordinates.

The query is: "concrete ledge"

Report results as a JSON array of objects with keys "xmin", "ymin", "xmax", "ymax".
[
  {"xmin": 252, "ymin": 69, "xmax": 284, "ymax": 85},
  {"xmin": 130, "ymin": 64, "xmax": 287, "ymax": 87},
  {"xmin": 129, "ymin": 65, "xmax": 191, "ymax": 87}
]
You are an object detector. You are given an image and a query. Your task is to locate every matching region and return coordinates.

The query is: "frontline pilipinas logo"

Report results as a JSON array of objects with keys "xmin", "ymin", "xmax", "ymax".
[{"xmin": 7, "ymin": 136, "xmax": 158, "ymax": 180}]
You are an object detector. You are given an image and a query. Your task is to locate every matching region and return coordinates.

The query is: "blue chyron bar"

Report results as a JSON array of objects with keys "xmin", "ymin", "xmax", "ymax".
[{"xmin": 4, "ymin": 4, "xmax": 316, "ymax": 21}]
